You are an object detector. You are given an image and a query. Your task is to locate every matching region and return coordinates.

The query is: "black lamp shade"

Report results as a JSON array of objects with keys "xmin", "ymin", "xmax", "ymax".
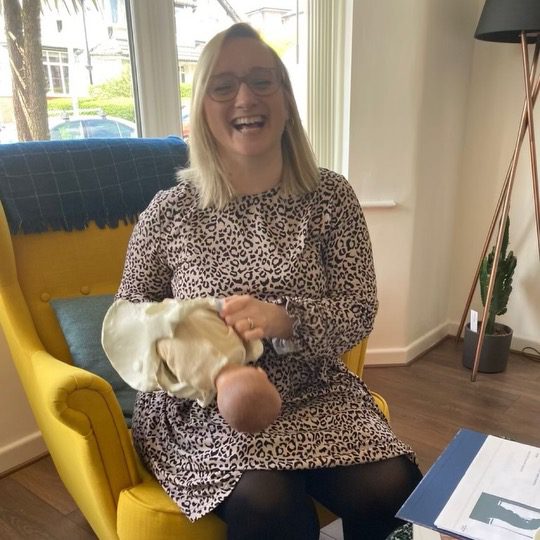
[{"xmin": 475, "ymin": 0, "xmax": 540, "ymax": 43}]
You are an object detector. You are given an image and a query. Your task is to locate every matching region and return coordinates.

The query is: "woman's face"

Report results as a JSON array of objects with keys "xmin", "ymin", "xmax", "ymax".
[{"xmin": 203, "ymin": 37, "xmax": 289, "ymax": 164}]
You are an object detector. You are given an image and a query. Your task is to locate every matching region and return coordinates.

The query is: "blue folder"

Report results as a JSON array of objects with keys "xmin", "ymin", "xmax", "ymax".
[{"xmin": 396, "ymin": 428, "xmax": 488, "ymax": 539}]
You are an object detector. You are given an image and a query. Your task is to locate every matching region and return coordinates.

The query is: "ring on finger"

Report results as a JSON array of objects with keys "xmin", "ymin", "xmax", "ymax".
[{"xmin": 247, "ymin": 317, "xmax": 254, "ymax": 330}]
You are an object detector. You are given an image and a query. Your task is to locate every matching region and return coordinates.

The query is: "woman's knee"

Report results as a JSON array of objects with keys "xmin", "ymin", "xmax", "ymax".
[
  {"xmin": 352, "ymin": 456, "xmax": 422, "ymax": 514},
  {"xmin": 374, "ymin": 455, "xmax": 422, "ymax": 503},
  {"xmin": 306, "ymin": 456, "xmax": 422, "ymax": 518},
  {"xmin": 215, "ymin": 470, "xmax": 319, "ymax": 539},
  {"xmin": 306, "ymin": 458, "xmax": 421, "ymax": 540}
]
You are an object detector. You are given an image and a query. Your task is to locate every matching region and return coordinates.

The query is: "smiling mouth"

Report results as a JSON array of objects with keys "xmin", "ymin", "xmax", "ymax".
[{"xmin": 232, "ymin": 115, "xmax": 266, "ymax": 132}]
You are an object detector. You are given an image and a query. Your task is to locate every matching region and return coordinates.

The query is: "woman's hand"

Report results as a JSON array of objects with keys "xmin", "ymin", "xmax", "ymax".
[{"xmin": 220, "ymin": 295, "xmax": 293, "ymax": 342}]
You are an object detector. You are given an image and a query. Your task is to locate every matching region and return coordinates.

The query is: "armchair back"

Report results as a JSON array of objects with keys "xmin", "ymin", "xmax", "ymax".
[{"xmin": 0, "ymin": 137, "xmax": 188, "ymax": 365}]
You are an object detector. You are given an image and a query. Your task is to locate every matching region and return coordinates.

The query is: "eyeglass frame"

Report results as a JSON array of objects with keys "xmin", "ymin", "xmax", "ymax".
[{"xmin": 206, "ymin": 67, "xmax": 283, "ymax": 102}]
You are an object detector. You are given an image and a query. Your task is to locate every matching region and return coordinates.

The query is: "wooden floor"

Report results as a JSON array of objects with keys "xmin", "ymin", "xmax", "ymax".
[
  {"xmin": 364, "ymin": 337, "xmax": 540, "ymax": 473},
  {"xmin": 1, "ymin": 336, "xmax": 539, "ymax": 539}
]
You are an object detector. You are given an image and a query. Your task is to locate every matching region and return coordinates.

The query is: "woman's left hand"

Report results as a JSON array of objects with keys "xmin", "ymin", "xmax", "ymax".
[{"xmin": 220, "ymin": 295, "xmax": 293, "ymax": 342}]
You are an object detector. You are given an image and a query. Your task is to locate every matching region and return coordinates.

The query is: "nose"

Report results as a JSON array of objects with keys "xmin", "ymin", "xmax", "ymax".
[{"xmin": 234, "ymin": 81, "xmax": 258, "ymax": 106}]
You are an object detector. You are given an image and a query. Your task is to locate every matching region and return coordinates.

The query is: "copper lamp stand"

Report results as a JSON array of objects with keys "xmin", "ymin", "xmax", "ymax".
[{"xmin": 456, "ymin": 34, "xmax": 540, "ymax": 382}]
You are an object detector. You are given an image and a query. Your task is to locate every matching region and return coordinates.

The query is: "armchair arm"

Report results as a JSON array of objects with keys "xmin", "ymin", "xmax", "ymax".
[{"xmin": 33, "ymin": 350, "xmax": 141, "ymax": 540}]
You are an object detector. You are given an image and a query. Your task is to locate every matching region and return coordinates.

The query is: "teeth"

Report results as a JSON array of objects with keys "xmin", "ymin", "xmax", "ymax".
[{"xmin": 233, "ymin": 115, "xmax": 264, "ymax": 127}]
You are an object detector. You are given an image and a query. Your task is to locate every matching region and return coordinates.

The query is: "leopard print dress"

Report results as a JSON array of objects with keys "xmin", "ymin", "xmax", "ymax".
[{"xmin": 117, "ymin": 168, "xmax": 415, "ymax": 521}]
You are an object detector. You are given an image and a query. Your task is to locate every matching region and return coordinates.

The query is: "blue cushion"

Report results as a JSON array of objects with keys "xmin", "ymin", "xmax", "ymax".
[{"xmin": 51, "ymin": 294, "xmax": 136, "ymax": 426}]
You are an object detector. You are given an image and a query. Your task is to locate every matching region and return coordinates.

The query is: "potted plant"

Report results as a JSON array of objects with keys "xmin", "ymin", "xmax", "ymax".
[{"xmin": 463, "ymin": 217, "xmax": 517, "ymax": 373}]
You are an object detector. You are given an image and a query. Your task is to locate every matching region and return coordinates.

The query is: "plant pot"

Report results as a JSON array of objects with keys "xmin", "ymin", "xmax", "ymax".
[{"xmin": 462, "ymin": 322, "xmax": 512, "ymax": 373}]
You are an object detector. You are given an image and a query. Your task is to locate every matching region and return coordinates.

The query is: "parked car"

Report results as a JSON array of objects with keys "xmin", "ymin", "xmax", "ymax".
[
  {"xmin": 49, "ymin": 115, "xmax": 137, "ymax": 140},
  {"xmin": 1, "ymin": 113, "xmax": 192, "ymax": 143}
]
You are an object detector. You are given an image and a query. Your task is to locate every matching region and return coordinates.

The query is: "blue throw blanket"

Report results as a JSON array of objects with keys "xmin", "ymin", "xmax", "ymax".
[{"xmin": 0, "ymin": 136, "xmax": 188, "ymax": 234}]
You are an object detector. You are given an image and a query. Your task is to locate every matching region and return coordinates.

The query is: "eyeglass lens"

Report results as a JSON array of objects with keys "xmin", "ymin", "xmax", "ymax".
[{"xmin": 207, "ymin": 68, "xmax": 280, "ymax": 101}]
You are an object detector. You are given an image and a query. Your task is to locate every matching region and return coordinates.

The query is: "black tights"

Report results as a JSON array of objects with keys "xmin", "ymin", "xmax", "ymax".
[{"xmin": 214, "ymin": 456, "xmax": 422, "ymax": 540}]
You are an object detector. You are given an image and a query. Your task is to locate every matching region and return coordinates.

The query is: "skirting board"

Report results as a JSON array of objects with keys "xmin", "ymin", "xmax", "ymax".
[
  {"xmin": 0, "ymin": 430, "xmax": 47, "ymax": 476},
  {"xmin": 365, "ymin": 320, "xmax": 540, "ymax": 367},
  {"xmin": 365, "ymin": 322, "xmax": 450, "ymax": 366}
]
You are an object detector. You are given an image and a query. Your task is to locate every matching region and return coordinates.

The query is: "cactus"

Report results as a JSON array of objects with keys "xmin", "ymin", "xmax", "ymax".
[{"xmin": 479, "ymin": 216, "xmax": 517, "ymax": 335}]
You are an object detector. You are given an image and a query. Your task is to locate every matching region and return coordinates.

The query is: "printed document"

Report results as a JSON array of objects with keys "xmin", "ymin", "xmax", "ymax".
[
  {"xmin": 434, "ymin": 435, "xmax": 540, "ymax": 539},
  {"xmin": 413, "ymin": 524, "xmax": 456, "ymax": 539}
]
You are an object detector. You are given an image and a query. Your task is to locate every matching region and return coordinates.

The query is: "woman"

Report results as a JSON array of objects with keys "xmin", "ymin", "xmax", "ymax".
[{"xmin": 117, "ymin": 22, "xmax": 421, "ymax": 540}]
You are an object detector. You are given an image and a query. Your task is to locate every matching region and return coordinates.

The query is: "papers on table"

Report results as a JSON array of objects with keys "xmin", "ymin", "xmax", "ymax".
[
  {"xmin": 434, "ymin": 434, "xmax": 540, "ymax": 540},
  {"xmin": 397, "ymin": 429, "xmax": 540, "ymax": 540},
  {"xmin": 413, "ymin": 524, "xmax": 445, "ymax": 539},
  {"xmin": 412, "ymin": 524, "xmax": 460, "ymax": 539}
]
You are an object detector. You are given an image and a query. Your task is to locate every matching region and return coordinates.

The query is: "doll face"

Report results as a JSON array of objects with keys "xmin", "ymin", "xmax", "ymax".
[{"xmin": 203, "ymin": 37, "xmax": 289, "ymax": 163}]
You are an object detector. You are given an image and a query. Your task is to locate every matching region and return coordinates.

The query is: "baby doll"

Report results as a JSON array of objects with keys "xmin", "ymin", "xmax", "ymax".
[
  {"xmin": 157, "ymin": 325, "xmax": 281, "ymax": 433},
  {"xmin": 102, "ymin": 298, "xmax": 281, "ymax": 433},
  {"xmin": 216, "ymin": 364, "xmax": 281, "ymax": 433}
]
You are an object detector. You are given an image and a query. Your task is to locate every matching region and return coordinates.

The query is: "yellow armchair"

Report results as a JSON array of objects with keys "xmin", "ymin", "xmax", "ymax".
[{"xmin": 0, "ymin": 138, "xmax": 388, "ymax": 539}]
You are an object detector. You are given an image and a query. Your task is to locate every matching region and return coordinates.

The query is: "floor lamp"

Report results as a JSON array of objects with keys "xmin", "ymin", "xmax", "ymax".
[{"xmin": 456, "ymin": 0, "xmax": 540, "ymax": 382}]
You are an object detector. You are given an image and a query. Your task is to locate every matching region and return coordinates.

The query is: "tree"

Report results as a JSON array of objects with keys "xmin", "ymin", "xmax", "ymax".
[
  {"xmin": 89, "ymin": 62, "xmax": 132, "ymax": 99},
  {"xmin": 3, "ymin": 0, "xmax": 48, "ymax": 141},
  {"xmin": 1, "ymin": 0, "xmax": 101, "ymax": 141}
]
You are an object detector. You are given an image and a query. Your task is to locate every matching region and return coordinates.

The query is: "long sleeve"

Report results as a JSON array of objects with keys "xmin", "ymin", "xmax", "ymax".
[
  {"xmin": 116, "ymin": 190, "xmax": 173, "ymax": 303},
  {"xmin": 279, "ymin": 175, "xmax": 378, "ymax": 357}
]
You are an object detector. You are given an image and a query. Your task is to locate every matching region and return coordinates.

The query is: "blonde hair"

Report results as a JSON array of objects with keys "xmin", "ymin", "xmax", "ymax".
[{"xmin": 179, "ymin": 22, "xmax": 319, "ymax": 209}]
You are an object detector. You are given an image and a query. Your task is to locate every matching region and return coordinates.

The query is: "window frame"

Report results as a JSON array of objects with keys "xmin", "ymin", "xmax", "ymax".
[
  {"xmin": 306, "ymin": 0, "xmax": 352, "ymax": 175},
  {"xmin": 127, "ymin": 0, "xmax": 182, "ymax": 138},
  {"xmin": 42, "ymin": 47, "xmax": 70, "ymax": 96}
]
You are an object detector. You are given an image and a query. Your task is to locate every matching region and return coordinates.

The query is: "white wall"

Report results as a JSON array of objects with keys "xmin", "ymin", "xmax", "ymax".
[
  {"xmin": 448, "ymin": 32, "xmax": 540, "ymax": 352},
  {"xmin": 348, "ymin": 0, "xmax": 540, "ymax": 365},
  {"xmin": 347, "ymin": 0, "xmax": 479, "ymax": 364},
  {"xmin": 0, "ymin": 330, "xmax": 46, "ymax": 473}
]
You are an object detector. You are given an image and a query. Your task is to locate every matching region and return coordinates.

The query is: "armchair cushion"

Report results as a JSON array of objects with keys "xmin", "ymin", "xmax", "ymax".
[
  {"xmin": 51, "ymin": 294, "xmax": 137, "ymax": 426},
  {"xmin": 117, "ymin": 467, "xmax": 226, "ymax": 540}
]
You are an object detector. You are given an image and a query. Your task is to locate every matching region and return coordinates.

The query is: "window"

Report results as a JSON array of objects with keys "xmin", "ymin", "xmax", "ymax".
[
  {"xmin": 42, "ymin": 48, "xmax": 70, "ymax": 95},
  {"xmin": 0, "ymin": 1, "xmax": 138, "ymax": 142}
]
